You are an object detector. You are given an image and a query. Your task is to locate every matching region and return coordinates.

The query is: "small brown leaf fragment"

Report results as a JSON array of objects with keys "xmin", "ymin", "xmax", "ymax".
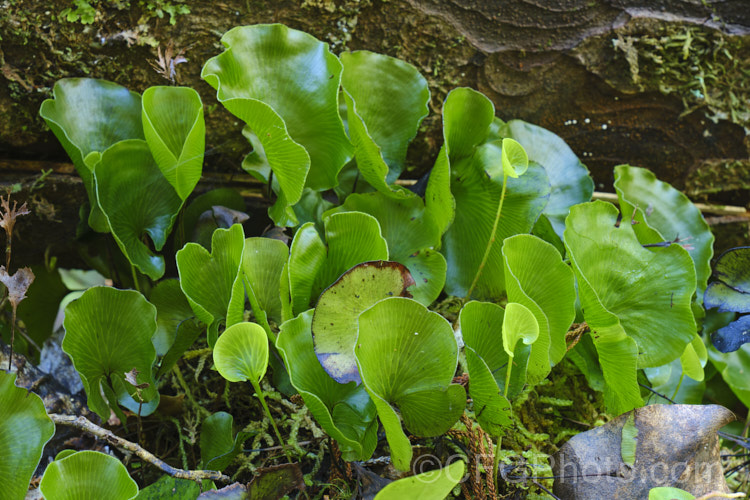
[
  {"xmin": 0, "ymin": 195, "xmax": 30, "ymax": 238},
  {"xmin": 124, "ymin": 368, "xmax": 150, "ymax": 389},
  {"xmin": 0, "ymin": 266, "xmax": 34, "ymax": 307}
]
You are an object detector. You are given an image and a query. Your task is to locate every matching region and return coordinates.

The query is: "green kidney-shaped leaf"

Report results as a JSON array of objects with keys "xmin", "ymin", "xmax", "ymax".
[
  {"xmin": 242, "ymin": 237, "xmax": 288, "ymax": 327},
  {"xmin": 444, "ymin": 157, "xmax": 550, "ymax": 300},
  {"xmin": 340, "ymin": 50, "xmax": 429, "ymax": 196},
  {"xmin": 0, "ymin": 371, "xmax": 55, "ymax": 500},
  {"xmin": 502, "ymin": 303, "xmax": 539, "ymax": 357},
  {"xmin": 284, "ymin": 212, "xmax": 389, "ymax": 320},
  {"xmin": 426, "ymin": 87, "xmax": 494, "ymax": 236},
  {"xmin": 328, "ymin": 192, "xmax": 446, "ymax": 305},
  {"xmin": 459, "ymin": 301, "xmax": 513, "ymax": 438},
  {"xmin": 428, "ymin": 89, "xmax": 551, "ymax": 299},
  {"xmin": 499, "ymin": 120, "xmax": 594, "ymax": 238},
  {"xmin": 201, "ymin": 411, "xmax": 254, "ymax": 471},
  {"xmin": 39, "ymin": 451, "xmax": 138, "ymax": 500},
  {"xmin": 213, "ymin": 322, "xmax": 269, "ymax": 383},
  {"xmin": 565, "ymin": 201, "xmax": 697, "ymax": 368},
  {"xmin": 614, "ymin": 165, "xmax": 714, "ymax": 301},
  {"xmin": 500, "ymin": 138, "xmax": 528, "ymax": 178},
  {"xmin": 62, "ymin": 286, "xmax": 159, "ymax": 420},
  {"xmin": 564, "ymin": 201, "xmax": 697, "ymax": 413},
  {"xmin": 202, "ymin": 24, "xmax": 352, "ymax": 226},
  {"xmin": 355, "ymin": 297, "xmax": 466, "ymax": 470},
  {"xmin": 502, "ymin": 234, "xmax": 576, "ymax": 382},
  {"xmin": 142, "ymin": 86, "xmax": 205, "ymax": 200},
  {"xmin": 177, "ymin": 224, "xmax": 245, "ymax": 346},
  {"xmin": 313, "ymin": 261, "xmax": 415, "ymax": 384},
  {"xmin": 94, "ymin": 139, "xmax": 183, "ymax": 280},
  {"xmin": 276, "ymin": 310, "xmax": 378, "ymax": 461},
  {"xmin": 39, "ymin": 78, "xmax": 144, "ymax": 232},
  {"xmin": 374, "ymin": 460, "xmax": 466, "ymax": 499}
]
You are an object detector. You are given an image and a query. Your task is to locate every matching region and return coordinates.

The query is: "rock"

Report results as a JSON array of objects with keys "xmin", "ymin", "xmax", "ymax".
[{"xmin": 551, "ymin": 404, "xmax": 735, "ymax": 499}]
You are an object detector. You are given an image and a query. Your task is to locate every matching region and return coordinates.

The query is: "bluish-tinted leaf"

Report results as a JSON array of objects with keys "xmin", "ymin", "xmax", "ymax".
[{"xmin": 711, "ymin": 315, "xmax": 750, "ymax": 353}]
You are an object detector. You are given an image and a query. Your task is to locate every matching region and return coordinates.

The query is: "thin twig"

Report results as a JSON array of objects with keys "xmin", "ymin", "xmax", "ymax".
[
  {"xmin": 638, "ymin": 382, "xmax": 676, "ymax": 404},
  {"xmin": 49, "ymin": 414, "xmax": 231, "ymax": 483}
]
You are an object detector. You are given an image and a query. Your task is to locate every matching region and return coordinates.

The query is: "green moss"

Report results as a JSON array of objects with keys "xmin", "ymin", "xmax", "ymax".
[
  {"xmin": 685, "ymin": 160, "xmax": 750, "ymax": 199},
  {"xmin": 616, "ymin": 25, "xmax": 750, "ymax": 129}
]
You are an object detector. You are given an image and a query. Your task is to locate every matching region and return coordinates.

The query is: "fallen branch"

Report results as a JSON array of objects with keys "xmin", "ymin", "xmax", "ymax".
[{"xmin": 49, "ymin": 414, "xmax": 231, "ymax": 483}]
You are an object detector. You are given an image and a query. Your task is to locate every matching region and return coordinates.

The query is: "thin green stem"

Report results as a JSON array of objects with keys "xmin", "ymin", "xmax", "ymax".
[
  {"xmin": 131, "ymin": 264, "xmax": 141, "ymax": 293},
  {"xmin": 671, "ymin": 372, "xmax": 685, "ymax": 401},
  {"xmin": 251, "ymin": 379, "xmax": 293, "ymax": 463},
  {"xmin": 493, "ymin": 436, "xmax": 502, "ymax": 487},
  {"xmin": 465, "ymin": 174, "xmax": 508, "ymax": 299},
  {"xmin": 504, "ymin": 357, "xmax": 513, "ymax": 399}
]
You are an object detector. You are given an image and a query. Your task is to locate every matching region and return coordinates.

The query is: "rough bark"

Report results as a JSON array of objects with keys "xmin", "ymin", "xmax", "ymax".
[{"xmin": 1, "ymin": 0, "xmax": 748, "ymax": 265}]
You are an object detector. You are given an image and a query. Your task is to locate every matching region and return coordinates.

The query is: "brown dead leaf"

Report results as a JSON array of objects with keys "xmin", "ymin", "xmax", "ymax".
[
  {"xmin": 124, "ymin": 368, "xmax": 150, "ymax": 390},
  {"xmin": 0, "ymin": 195, "xmax": 30, "ymax": 240},
  {"xmin": 149, "ymin": 42, "xmax": 188, "ymax": 83},
  {"xmin": 0, "ymin": 266, "xmax": 34, "ymax": 307}
]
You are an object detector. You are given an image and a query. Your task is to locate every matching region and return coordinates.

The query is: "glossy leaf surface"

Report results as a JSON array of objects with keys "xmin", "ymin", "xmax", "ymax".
[
  {"xmin": 355, "ymin": 297, "xmax": 465, "ymax": 470},
  {"xmin": 284, "ymin": 212, "xmax": 388, "ymax": 319},
  {"xmin": 242, "ymin": 237, "xmax": 288, "ymax": 326},
  {"xmin": 276, "ymin": 310, "xmax": 378, "ymax": 461},
  {"xmin": 0, "ymin": 371, "xmax": 55, "ymax": 500},
  {"xmin": 565, "ymin": 201, "xmax": 697, "ymax": 413},
  {"xmin": 502, "ymin": 234, "xmax": 576, "ymax": 382},
  {"xmin": 614, "ymin": 165, "xmax": 714, "ymax": 300},
  {"xmin": 502, "ymin": 303, "xmax": 539, "ymax": 358},
  {"xmin": 177, "ymin": 224, "xmax": 245, "ymax": 346},
  {"xmin": 202, "ymin": 24, "xmax": 352, "ymax": 225},
  {"xmin": 340, "ymin": 50, "xmax": 428, "ymax": 196},
  {"xmin": 213, "ymin": 322, "xmax": 269, "ymax": 384},
  {"xmin": 500, "ymin": 138, "xmax": 528, "ymax": 178},
  {"xmin": 94, "ymin": 139, "xmax": 182, "ymax": 280},
  {"xmin": 500, "ymin": 120, "xmax": 593, "ymax": 237},
  {"xmin": 142, "ymin": 86, "xmax": 205, "ymax": 200},
  {"xmin": 62, "ymin": 287, "xmax": 158, "ymax": 419},
  {"xmin": 459, "ymin": 301, "xmax": 513, "ymax": 438},
  {"xmin": 426, "ymin": 87, "xmax": 495, "ymax": 235},
  {"xmin": 39, "ymin": 78, "xmax": 144, "ymax": 231},
  {"xmin": 313, "ymin": 261, "xmax": 415, "ymax": 384},
  {"xmin": 201, "ymin": 412, "xmax": 254, "ymax": 471},
  {"xmin": 704, "ymin": 247, "xmax": 750, "ymax": 313},
  {"xmin": 331, "ymin": 192, "xmax": 446, "ymax": 305},
  {"xmin": 428, "ymin": 89, "xmax": 550, "ymax": 300},
  {"xmin": 374, "ymin": 460, "xmax": 465, "ymax": 499},
  {"xmin": 39, "ymin": 451, "xmax": 138, "ymax": 500}
]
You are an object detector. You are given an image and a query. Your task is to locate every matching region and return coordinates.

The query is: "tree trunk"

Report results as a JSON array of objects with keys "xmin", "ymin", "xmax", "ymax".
[{"xmin": 1, "ymin": 0, "xmax": 748, "ymax": 265}]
